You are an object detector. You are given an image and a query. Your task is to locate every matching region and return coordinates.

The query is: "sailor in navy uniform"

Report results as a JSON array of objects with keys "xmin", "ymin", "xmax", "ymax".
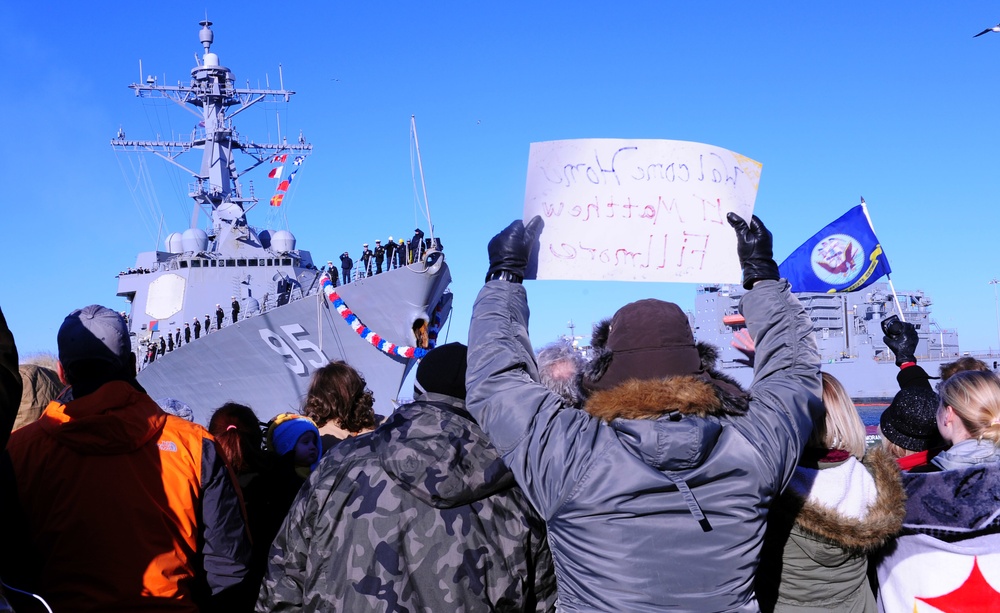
[
  {"xmin": 360, "ymin": 244, "xmax": 373, "ymax": 278},
  {"xmin": 410, "ymin": 228, "xmax": 425, "ymax": 263},
  {"xmin": 385, "ymin": 237, "xmax": 397, "ymax": 270},
  {"xmin": 340, "ymin": 252, "xmax": 354, "ymax": 284},
  {"xmin": 374, "ymin": 240, "xmax": 385, "ymax": 274}
]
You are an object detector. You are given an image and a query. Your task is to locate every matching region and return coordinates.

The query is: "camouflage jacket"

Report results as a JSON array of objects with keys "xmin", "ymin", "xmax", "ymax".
[{"xmin": 257, "ymin": 392, "xmax": 556, "ymax": 612}]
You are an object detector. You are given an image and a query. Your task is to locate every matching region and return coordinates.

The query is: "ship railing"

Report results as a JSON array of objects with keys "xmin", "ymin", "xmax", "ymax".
[
  {"xmin": 353, "ymin": 265, "xmax": 374, "ymax": 281},
  {"xmin": 866, "ymin": 350, "xmax": 969, "ymax": 365}
]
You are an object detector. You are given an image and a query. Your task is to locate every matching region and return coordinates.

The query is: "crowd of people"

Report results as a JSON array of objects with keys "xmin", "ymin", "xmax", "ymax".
[
  {"xmin": 117, "ymin": 265, "xmax": 156, "ymax": 276},
  {"xmin": 1, "ymin": 214, "xmax": 1000, "ymax": 611},
  {"xmin": 333, "ymin": 228, "xmax": 443, "ymax": 284},
  {"xmin": 140, "ymin": 301, "xmax": 240, "ymax": 367}
]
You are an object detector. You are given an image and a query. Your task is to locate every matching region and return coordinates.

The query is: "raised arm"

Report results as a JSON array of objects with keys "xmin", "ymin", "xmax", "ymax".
[
  {"xmin": 882, "ymin": 317, "xmax": 935, "ymax": 391},
  {"xmin": 727, "ymin": 214, "xmax": 823, "ymax": 488},
  {"xmin": 466, "ymin": 219, "xmax": 605, "ymax": 517}
]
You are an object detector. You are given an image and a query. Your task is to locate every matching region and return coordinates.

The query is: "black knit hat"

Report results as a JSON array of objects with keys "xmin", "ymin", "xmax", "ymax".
[
  {"xmin": 880, "ymin": 387, "xmax": 943, "ymax": 452},
  {"xmin": 415, "ymin": 342, "xmax": 468, "ymax": 400}
]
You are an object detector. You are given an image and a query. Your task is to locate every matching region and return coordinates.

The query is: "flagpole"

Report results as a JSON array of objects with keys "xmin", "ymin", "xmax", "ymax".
[
  {"xmin": 886, "ymin": 276, "xmax": 906, "ymax": 323},
  {"xmin": 860, "ymin": 197, "xmax": 906, "ymax": 322}
]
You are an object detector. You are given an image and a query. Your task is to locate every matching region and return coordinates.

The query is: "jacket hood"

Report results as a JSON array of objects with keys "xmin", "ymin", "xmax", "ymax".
[
  {"xmin": 15, "ymin": 364, "xmax": 63, "ymax": 430},
  {"xmin": 901, "ymin": 456, "xmax": 1000, "ymax": 535},
  {"xmin": 778, "ymin": 447, "xmax": 905, "ymax": 553},
  {"xmin": 39, "ymin": 381, "xmax": 166, "ymax": 455},
  {"xmin": 379, "ymin": 393, "xmax": 516, "ymax": 509},
  {"xmin": 583, "ymin": 366, "xmax": 748, "ymax": 422},
  {"xmin": 583, "ymin": 375, "xmax": 749, "ymax": 472}
]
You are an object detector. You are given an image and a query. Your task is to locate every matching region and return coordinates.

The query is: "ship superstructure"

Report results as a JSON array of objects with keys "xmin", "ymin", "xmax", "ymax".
[
  {"xmin": 691, "ymin": 282, "xmax": 992, "ymax": 401},
  {"xmin": 111, "ymin": 21, "xmax": 451, "ymax": 424}
]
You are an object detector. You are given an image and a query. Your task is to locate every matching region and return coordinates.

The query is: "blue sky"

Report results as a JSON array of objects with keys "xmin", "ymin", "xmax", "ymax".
[{"xmin": 4, "ymin": 2, "xmax": 1000, "ymax": 358}]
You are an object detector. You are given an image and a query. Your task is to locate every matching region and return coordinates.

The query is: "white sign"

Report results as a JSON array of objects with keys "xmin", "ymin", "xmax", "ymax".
[{"xmin": 522, "ymin": 139, "xmax": 762, "ymax": 283}]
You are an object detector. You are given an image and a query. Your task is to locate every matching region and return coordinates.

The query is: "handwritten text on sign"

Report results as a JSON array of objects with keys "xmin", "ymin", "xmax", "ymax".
[{"xmin": 523, "ymin": 139, "xmax": 762, "ymax": 283}]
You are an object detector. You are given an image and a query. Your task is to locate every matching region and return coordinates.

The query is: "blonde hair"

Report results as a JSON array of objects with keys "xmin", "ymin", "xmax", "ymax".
[
  {"xmin": 813, "ymin": 372, "xmax": 867, "ymax": 459},
  {"xmin": 877, "ymin": 426, "xmax": 910, "ymax": 460},
  {"xmin": 937, "ymin": 370, "xmax": 1000, "ymax": 445}
]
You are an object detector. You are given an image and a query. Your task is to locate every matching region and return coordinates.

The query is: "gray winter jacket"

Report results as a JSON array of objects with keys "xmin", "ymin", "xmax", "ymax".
[
  {"xmin": 466, "ymin": 279, "xmax": 823, "ymax": 612},
  {"xmin": 257, "ymin": 391, "xmax": 557, "ymax": 612}
]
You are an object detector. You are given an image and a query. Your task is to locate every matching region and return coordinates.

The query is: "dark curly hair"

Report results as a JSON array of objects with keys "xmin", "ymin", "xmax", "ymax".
[
  {"xmin": 303, "ymin": 361, "xmax": 376, "ymax": 433},
  {"xmin": 208, "ymin": 402, "xmax": 266, "ymax": 475}
]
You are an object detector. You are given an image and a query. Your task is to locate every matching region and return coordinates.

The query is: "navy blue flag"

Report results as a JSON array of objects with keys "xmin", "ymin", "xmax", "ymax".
[{"xmin": 778, "ymin": 204, "xmax": 891, "ymax": 293}]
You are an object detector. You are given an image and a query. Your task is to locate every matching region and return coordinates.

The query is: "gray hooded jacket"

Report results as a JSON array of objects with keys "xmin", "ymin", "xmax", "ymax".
[{"xmin": 466, "ymin": 279, "xmax": 823, "ymax": 612}]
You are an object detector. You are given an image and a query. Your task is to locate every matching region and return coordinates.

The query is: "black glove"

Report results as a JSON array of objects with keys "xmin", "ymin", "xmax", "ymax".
[
  {"xmin": 486, "ymin": 216, "xmax": 544, "ymax": 283},
  {"xmin": 726, "ymin": 213, "xmax": 780, "ymax": 290},
  {"xmin": 881, "ymin": 315, "xmax": 918, "ymax": 366}
]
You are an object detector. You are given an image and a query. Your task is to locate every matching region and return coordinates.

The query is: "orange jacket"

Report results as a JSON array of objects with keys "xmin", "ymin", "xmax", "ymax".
[{"xmin": 3, "ymin": 381, "xmax": 250, "ymax": 612}]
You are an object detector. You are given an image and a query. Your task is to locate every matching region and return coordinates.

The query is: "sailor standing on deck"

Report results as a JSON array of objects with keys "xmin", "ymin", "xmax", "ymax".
[
  {"xmin": 326, "ymin": 261, "xmax": 338, "ymax": 287},
  {"xmin": 410, "ymin": 228, "xmax": 425, "ymax": 263},
  {"xmin": 396, "ymin": 238, "xmax": 406, "ymax": 268},
  {"xmin": 374, "ymin": 240, "xmax": 385, "ymax": 274},
  {"xmin": 231, "ymin": 298, "xmax": 240, "ymax": 324},
  {"xmin": 204, "ymin": 315, "xmax": 211, "ymax": 334},
  {"xmin": 385, "ymin": 237, "xmax": 397, "ymax": 270},
  {"xmin": 216, "ymin": 304, "xmax": 224, "ymax": 330},
  {"xmin": 193, "ymin": 318, "xmax": 201, "ymax": 340},
  {"xmin": 340, "ymin": 252, "xmax": 353, "ymax": 285},
  {"xmin": 360, "ymin": 244, "xmax": 373, "ymax": 278}
]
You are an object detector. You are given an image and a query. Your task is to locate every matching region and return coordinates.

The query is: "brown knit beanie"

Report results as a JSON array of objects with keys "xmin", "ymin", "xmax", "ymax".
[{"xmin": 583, "ymin": 299, "xmax": 702, "ymax": 393}]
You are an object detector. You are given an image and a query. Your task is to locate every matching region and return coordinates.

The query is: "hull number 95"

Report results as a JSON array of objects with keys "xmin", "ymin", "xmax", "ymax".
[{"xmin": 259, "ymin": 324, "xmax": 329, "ymax": 375}]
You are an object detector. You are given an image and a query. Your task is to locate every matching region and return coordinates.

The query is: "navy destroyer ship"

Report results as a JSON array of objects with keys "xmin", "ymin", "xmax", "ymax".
[
  {"xmin": 112, "ymin": 21, "xmax": 452, "ymax": 425},
  {"xmin": 691, "ymin": 282, "xmax": 996, "ymax": 401}
]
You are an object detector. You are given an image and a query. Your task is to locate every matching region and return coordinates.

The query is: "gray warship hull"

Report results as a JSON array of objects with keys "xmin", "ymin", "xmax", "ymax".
[
  {"xmin": 691, "ymin": 282, "xmax": 999, "ymax": 401},
  {"xmin": 134, "ymin": 262, "xmax": 451, "ymax": 425}
]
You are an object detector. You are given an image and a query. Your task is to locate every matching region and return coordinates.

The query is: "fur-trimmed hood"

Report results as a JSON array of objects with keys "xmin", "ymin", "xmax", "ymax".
[
  {"xmin": 579, "ymin": 350, "xmax": 751, "ymax": 475},
  {"xmin": 583, "ymin": 341, "xmax": 749, "ymax": 422},
  {"xmin": 777, "ymin": 447, "xmax": 905, "ymax": 553}
]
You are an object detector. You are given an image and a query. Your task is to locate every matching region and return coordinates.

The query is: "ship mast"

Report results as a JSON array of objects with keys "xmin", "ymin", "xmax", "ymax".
[{"xmin": 111, "ymin": 20, "xmax": 311, "ymax": 237}]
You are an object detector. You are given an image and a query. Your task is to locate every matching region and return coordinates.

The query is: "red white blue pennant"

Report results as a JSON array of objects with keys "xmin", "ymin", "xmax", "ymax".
[{"xmin": 321, "ymin": 274, "xmax": 439, "ymax": 359}]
